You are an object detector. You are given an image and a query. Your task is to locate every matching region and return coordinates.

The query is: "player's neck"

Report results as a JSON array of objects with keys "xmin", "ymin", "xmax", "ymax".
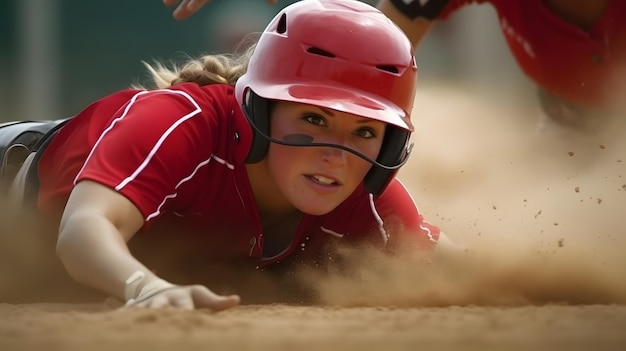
[
  {"xmin": 543, "ymin": 0, "xmax": 609, "ymax": 31},
  {"xmin": 245, "ymin": 161, "xmax": 298, "ymax": 220},
  {"xmin": 245, "ymin": 161, "xmax": 302, "ymax": 258}
]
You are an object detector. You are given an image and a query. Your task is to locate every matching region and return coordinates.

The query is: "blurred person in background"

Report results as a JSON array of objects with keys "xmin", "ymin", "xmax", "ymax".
[{"xmin": 166, "ymin": 0, "xmax": 625, "ymax": 130}]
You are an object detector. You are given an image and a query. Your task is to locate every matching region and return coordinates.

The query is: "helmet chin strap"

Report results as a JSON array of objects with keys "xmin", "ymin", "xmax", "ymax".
[{"xmin": 253, "ymin": 126, "xmax": 412, "ymax": 171}]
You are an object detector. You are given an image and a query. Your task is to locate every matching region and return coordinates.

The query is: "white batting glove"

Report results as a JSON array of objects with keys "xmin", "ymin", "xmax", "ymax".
[{"xmin": 123, "ymin": 271, "xmax": 240, "ymax": 310}]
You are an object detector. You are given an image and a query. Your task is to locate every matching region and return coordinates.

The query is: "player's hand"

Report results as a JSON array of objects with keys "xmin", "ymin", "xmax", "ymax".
[
  {"xmin": 164, "ymin": 0, "xmax": 278, "ymax": 21},
  {"xmin": 126, "ymin": 283, "xmax": 240, "ymax": 310}
]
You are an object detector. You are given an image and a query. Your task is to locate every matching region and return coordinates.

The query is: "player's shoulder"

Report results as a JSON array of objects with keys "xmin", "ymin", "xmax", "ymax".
[
  {"xmin": 119, "ymin": 83, "xmax": 235, "ymax": 126},
  {"xmin": 169, "ymin": 81, "xmax": 234, "ymax": 96},
  {"xmin": 334, "ymin": 179, "xmax": 419, "ymax": 217},
  {"xmin": 375, "ymin": 178, "xmax": 419, "ymax": 210},
  {"xmin": 140, "ymin": 83, "xmax": 233, "ymax": 107}
]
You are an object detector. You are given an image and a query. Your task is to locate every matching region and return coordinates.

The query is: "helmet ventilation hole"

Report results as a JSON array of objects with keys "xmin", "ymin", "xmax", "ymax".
[
  {"xmin": 377, "ymin": 65, "xmax": 399, "ymax": 74},
  {"xmin": 306, "ymin": 47, "xmax": 336, "ymax": 58},
  {"xmin": 277, "ymin": 13, "xmax": 287, "ymax": 34}
]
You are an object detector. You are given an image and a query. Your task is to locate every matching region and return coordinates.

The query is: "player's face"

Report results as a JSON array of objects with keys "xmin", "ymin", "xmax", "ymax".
[{"xmin": 266, "ymin": 101, "xmax": 385, "ymax": 215}]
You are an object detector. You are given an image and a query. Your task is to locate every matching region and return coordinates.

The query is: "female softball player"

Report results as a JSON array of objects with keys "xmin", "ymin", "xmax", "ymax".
[{"xmin": 2, "ymin": 0, "xmax": 450, "ymax": 309}]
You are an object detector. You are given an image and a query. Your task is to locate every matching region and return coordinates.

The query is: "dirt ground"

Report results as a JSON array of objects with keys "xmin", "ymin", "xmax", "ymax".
[{"xmin": 1, "ymin": 84, "xmax": 625, "ymax": 350}]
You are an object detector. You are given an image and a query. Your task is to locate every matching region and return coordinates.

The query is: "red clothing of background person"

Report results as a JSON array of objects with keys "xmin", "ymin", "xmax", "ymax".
[
  {"xmin": 434, "ymin": 0, "xmax": 626, "ymax": 108},
  {"xmin": 385, "ymin": 0, "xmax": 625, "ymax": 127}
]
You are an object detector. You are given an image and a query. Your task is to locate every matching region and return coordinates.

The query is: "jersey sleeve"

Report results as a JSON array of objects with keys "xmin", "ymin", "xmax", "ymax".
[
  {"xmin": 320, "ymin": 179, "xmax": 440, "ymax": 252},
  {"xmin": 75, "ymin": 89, "xmax": 214, "ymax": 221},
  {"xmin": 373, "ymin": 178, "xmax": 440, "ymax": 250}
]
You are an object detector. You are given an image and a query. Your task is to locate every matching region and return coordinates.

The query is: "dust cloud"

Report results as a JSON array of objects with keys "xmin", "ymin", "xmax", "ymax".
[{"xmin": 308, "ymin": 83, "xmax": 626, "ymax": 307}]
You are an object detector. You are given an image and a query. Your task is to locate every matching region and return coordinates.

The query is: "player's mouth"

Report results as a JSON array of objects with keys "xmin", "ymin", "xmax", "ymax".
[{"xmin": 305, "ymin": 174, "xmax": 341, "ymax": 186}]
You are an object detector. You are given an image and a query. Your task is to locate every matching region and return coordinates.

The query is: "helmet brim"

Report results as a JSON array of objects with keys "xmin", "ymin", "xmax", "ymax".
[{"xmin": 250, "ymin": 83, "xmax": 414, "ymax": 132}]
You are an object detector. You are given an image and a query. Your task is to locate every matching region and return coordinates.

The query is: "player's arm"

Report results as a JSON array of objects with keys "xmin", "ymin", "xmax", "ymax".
[
  {"xmin": 56, "ymin": 181, "xmax": 241, "ymax": 310},
  {"xmin": 56, "ymin": 180, "xmax": 148, "ymax": 301},
  {"xmin": 163, "ymin": 0, "xmax": 278, "ymax": 20},
  {"xmin": 377, "ymin": 0, "xmax": 453, "ymax": 47},
  {"xmin": 55, "ymin": 91, "xmax": 241, "ymax": 309}
]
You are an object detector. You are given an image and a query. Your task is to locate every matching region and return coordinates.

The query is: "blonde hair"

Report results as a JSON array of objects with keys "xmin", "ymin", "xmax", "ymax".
[{"xmin": 135, "ymin": 43, "xmax": 256, "ymax": 90}]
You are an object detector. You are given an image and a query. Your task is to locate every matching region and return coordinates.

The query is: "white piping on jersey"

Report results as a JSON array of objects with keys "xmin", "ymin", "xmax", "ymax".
[
  {"xmin": 74, "ymin": 89, "xmax": 203, "ymax": 187},
  {"xmin": 396, "ymin": 179, "xmax": 437, "ymax": 243},
  {"xmin": 145, "ymin": 153, "xmax": 234, "ymax": 221},
  {"xmin": 420, "ymin": 223, "xmax": 436, "ymax": 243},
  {"xmin": 146, "ymin": 193, "xmax": 178, "ymax": 222},
  {"xmin": 145, "ymin": 156, "xmax": 213, "ymax": 221},
  {"xmin": 209, "ymin": 154, "xmax": 234, "ymax": 170},
  {"xmin": 249, "ymin": 235, "xmax": 260, "ymax": 257},
  {"xmin": 368, "ymin": 193, "xmax": 389, "ymax": 244},
  {"xmin": 320, "ymin": 226, "xmax": 345, "ymax": 238},
  {"xmin": 115, "ymin": 91, "xmax": 203, "ymax": 191}
]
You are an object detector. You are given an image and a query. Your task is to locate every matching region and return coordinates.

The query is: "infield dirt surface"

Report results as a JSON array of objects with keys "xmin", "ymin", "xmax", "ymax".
[{"xmin": 1, "ymin": 85, "xmax": 625, "ymax": 350}]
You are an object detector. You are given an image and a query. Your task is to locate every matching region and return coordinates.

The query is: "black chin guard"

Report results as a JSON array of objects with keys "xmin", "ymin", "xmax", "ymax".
[{"xmin": 240, "ymin": 89, "xmax": 412, "ymax": 195}]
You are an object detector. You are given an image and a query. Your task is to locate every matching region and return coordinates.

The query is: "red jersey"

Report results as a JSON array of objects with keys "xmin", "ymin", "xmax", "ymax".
[
  {"xmin": 439, "ymin": 0, "xmax": 626, "ymax": 108},
  {"xmin": 37, "ymin": 83, "xmax": 439, "ymax": 268}
]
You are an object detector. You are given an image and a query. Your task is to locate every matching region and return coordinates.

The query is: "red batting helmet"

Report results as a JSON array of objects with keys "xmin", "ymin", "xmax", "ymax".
[{"xmin": 235, "ymin": 0, "xmax": 418, "ymax": 195}]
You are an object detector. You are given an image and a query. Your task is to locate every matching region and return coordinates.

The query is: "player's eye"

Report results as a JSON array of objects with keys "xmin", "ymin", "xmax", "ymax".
[
  {"xmin": 303, "ymin": 114, "xmax": 327, "ymax": 126},
  {"xmin": 354, "ymin": 127, "xmax": 377, "ymax": 139}
]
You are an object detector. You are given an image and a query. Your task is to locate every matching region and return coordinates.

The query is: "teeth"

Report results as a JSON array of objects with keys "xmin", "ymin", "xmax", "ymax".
[{"xmin": 312, "ymin": 175, "xmax": 335, "ymax": 185}]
